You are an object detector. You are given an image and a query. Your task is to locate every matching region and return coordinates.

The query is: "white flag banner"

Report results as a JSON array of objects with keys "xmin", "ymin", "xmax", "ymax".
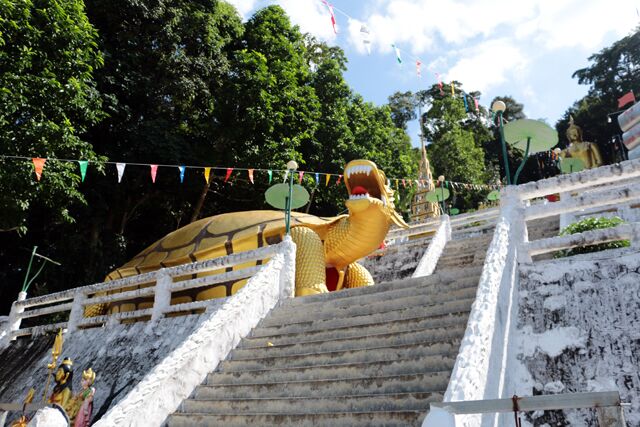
[{"xmin": 116, "ymin": 162, "xmax": 126, "ymax": 183}]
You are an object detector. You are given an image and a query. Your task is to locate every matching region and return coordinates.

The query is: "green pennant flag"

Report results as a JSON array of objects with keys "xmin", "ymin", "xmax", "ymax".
[
  {"xmin": 78, "ymin": 160, "xmax": 88, "ymax": 182},
  {"xmin": 268, "ymin": 170, "xmax": 273, "ymax": 184}
]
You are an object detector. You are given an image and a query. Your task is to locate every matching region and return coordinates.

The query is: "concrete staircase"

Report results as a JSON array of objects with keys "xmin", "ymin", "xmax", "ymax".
[
  {"xmin": 167, "ymin": 216, "xmax": 508, "ymax": 426},
  {"xmin": 166, "ymin": 266, "xmax": 481, "ymax": 427}
]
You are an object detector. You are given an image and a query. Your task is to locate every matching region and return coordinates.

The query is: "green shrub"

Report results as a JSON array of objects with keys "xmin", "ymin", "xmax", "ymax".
[{"xmin": 555, "ymin": 216, "xmax": 630, "ymax": 258}]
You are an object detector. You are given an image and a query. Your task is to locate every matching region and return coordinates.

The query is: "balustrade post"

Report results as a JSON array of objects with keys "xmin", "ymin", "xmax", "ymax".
[
  {"xmin": 151, "ymin": 270, "xmax": 172, "ymax": 321},
  {"xmin": 67, "ymin": 289, "xmax": 87, "ymax": 333},
  {"xmin": 2, "ymin": 292, "xmax": 27, "ymax": 345}
]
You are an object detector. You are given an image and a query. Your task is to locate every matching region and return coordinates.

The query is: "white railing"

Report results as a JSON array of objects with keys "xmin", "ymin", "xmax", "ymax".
[
  {"xmin": 429, "ymin": 391, "xmax": 626, "ymax": 427},
  {"xmin": 515, "ymin": 159, "xmax": 640, "ymax": 263},
  {"xmin": 1, "ymin": 240, "xmax": 293, "ymax": 345},
  {"xmin": 412, "ymin": 215, "xmax": 451, "ymax": 277},
  {"xmin": 426, "ymin": 159, "xmax": 640, "ymax": 427},
  {"xmin": 425, "ymin": 190, "xmax": 523, "ymax": 427}
]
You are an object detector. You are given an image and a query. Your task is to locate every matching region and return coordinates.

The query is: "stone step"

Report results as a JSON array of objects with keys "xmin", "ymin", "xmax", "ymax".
[
  {"xmin": 262, "ymin": 283, "xmax": 478, "ymax": 327},
  {"xmin": 271, "ymin": 275, "xmax": 479, "ymax": 319},
  {"xmin": 180, "ymin": 391, "xmax": 440, "ymax": 414},
  {"xmin": 167, "ymin": 410, "xmax": 426, "ymax": 427},
  {"xmin": 209, "ymin": 354, "xmax": 456, "ymax": 384},
  {"xmin": 232, "ymin": 324, "xmax": 467, "ymax": 359},
  {"xmin": 242, "ymin": 312, "xmax": 470, "ymax": 348},
  {"xmin": 253, "ymin": 298, "xmax": 475, "ymax": 337},
  {"xmin": 219, "ymin": 338, "xmax": 461, "ymax": 371},
  {"xmin": 281, "ymin": 266, "xmax": 482, "ymax": 307},
  {"xmin": 197, "ymin": 371, "xmax": 450, "ymax": 399}
]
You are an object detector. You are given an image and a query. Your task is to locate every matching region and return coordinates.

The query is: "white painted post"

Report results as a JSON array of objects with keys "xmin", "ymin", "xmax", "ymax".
[
  {"xmin": 279, "ymin": 236, "xmax": 296, "ymax": 299},
  {"xmin": 2, "ymin": 291, "xmax": 27, "ymax": 345},
  {"xmin": 596, "ymin": 406, "xmax": 626, "ymax": 427},
  {"xmin": 151, "ymin": 270, "xmax": 172, "ymax": 321},
  {"xmin": 67, "ymin": 289, "xmax": 87, "ymax": 333}
]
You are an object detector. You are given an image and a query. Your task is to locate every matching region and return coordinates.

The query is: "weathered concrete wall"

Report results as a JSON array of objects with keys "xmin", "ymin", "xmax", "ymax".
[
  {"xmin": 507, "ymin": 248, "xmax": 640, "ymax": 426},
  {"xmin": 360, "ymin": 236, "xmax": 431, "ymax": 283},
  {"xmin": 0, "ymin": 313, "xmax": 206, "ymax": 424}
]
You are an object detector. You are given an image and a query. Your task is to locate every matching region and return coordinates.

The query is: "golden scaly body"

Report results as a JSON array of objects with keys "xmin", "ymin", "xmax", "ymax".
[{"xmin": 88, "ymin": 160, "xmax": 407, "ymax": 316}]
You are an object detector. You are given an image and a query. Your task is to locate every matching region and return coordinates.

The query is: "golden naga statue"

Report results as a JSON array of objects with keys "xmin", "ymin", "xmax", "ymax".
[
  {"xmin": 90, "ymin": 160, "xmax": 408, "ymax": 316},
  {"xmin": 560, "ymin": 116, "xmax": 603, "ymax": 169}
]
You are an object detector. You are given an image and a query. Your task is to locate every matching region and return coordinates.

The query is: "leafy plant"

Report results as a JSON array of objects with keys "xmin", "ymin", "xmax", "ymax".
[{"xmin": 555, "ymin": 216, "xmax": 629, "ymax": 258}]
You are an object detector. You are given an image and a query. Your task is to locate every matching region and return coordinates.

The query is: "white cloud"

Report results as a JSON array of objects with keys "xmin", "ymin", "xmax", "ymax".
[
  {"xmin": 445, "ymin": 38, "xmax": 529, "ymax": 93},
  {"xmin": 225, "ymin": 0, "xmax": 260, "ymax": 19}
]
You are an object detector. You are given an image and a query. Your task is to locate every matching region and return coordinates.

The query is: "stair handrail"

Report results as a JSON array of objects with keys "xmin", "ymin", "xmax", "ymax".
[
  {"xmin": 412, "ymin": 215, "xmax": 451, "ymax": 277},
  {"xmin": 1, "ymin": 240, "xmax": 294, "ymax": 346}
]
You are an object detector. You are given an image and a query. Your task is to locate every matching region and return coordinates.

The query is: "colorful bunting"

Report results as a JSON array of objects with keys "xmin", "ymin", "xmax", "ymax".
[
  {"xmin": 326, "ymin": 174, "xmax": 331, "ymax": 186},
  {"xmin": 150, "ymin": 164, "xmax": 158, "ymax": 183},
  {"xmin": 436, "ymin": 73, "xmax": 444, "ymax": 95},
  {"xmin": 32, "ymin": 158, "xmax": 45, "ymax": 181},
  {"xmin": 462, "ymin": 94, "xmax": 468, "ymax": 112},
  {"xmin": 178, "ymin": 166, "xmax": 186, "ymax": 183},
  {"xmin": 416, "ymin": 60, "xmax": 422, "ymax": 78},
  {"xmin": 248, "ymin": 169, "xmax": 254, "ymax": 184},
  {"xmin": 402, "ymin": 179, "xmax": 406, "ymax": 187},
  {"xmin": 618, "ymin": 90, "xmax": 635, "ymax": 108},
  {"xmin": 474, "ymin": 97, "xmax": 479, "ymax": 112},
  {"xmin": 268, "ymin": 170, "xmax": 273, "ymax": 184},
  {"xmin": 77, "ymin": 160, "xmax": 88, "ymax": 182},
  {"xmin": 315, "ymin": 172, "xmax": 320, "ymax": 186},
  {"xmin": 225, "ymin": 168, "xmax": 233, "ymax": 183},
  {"xmin": 298, "ymin": 171, "xmax": 304, "ymax": 184},
  {"xmin": 450, "ymin": 82, "xmax": 455, "ymax": 96},
  {"xmin": 336, "ymin": 175, "xmax": 342, "ymax": 185},
  {"xmin": 204, "ymin": 167, "xmax": 211, "ymax": 183},
  {"xmin": 116, "ymin": 163, "xmax": 125, "ymax": 183}
]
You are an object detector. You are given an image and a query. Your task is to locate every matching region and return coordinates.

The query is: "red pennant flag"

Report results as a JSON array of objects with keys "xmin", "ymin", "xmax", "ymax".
[
  {"xmin": 416, "ymin": 60, "xmax": 422, "ymax": 78},
  {"xmin": 225, "ymin": 168, "xmax": 233, "ymax": 183},
  {"xmin": 298, "ymin": 171, "xmax": 304, "ymax": 184},
  {"xmin": 320, "ymin": 0, "xmax": 337, "ymax": 34},
  {"xmin": 618, "ymin": 90, "xmax": 635, "ymax": 108},
  {"xmin": 150, "ymin": 164, "xmax": 158, "ymax": 183},
  {"xmin": 336, "ymin": 175, "xmax": 342, "ymax": 185},
  {"xmin": 474, "ymin": 97, "xmax": 479, "ymax": 112},
  {"xmin": 248, "ymin": 169, "xmax": 254, "ymax": 184},
  {"xmin": 32, "ymin": 158, "xmax": 46, "ymax": 181}
]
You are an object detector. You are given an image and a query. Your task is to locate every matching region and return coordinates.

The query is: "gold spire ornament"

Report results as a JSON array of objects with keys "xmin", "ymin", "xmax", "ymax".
[
  {"xmin": 411, "ymin": 139, "xmax": 440, "ymax": 222},
  {"xmin": 43, "ymin": 329, "xmax": 64, "ymax": 402}
]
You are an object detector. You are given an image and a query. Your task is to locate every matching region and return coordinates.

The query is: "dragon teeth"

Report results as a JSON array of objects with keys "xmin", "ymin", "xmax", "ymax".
[
  {"xmin": 346, "ymin": 165, "xmax": 373, "ymax": 177},
  {"xmin": 349, "ymin": 193, "xmax": 370, "ymax": 200}
]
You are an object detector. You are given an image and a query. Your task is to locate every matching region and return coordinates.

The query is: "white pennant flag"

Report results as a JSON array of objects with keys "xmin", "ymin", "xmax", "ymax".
[
  {"xmin": 360, "ymin": 25, "xmax": 371, "ymax": 55},
  {"xmin": 116, "ymin": 162, "xmax": 126, "ymax": 183}
]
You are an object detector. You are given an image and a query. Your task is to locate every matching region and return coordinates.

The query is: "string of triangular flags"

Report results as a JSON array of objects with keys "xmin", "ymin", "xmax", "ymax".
[
  {"xmin": 314, "ymin": 0, "xmax": 482, "ymax": 113},
  {"xmin": 1, "ymin": 155, "xmax": 500, "ymax": 191}
]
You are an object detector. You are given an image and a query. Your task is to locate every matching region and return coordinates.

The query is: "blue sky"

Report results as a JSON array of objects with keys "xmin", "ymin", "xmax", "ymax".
[{"xmin": 228, "ymin": 0, "xmax": 639, "ymax": 147}]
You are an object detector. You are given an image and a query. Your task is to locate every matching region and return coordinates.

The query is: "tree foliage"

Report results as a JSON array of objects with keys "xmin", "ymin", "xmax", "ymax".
[
  {"xmin": 0, "ymin": 0, "xmax": 104, "ymax": 233},
  {"xmin": 556, "ymin": 27, "xmax": 640, "ymax": 163}
]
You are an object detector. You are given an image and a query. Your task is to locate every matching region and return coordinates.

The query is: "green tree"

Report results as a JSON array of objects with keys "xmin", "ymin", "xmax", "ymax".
[
  {"xmin": 0, "ymin": 0, "xmax": 104, "ymax": 233},
  {"xmin": 557, "ymin": 27, "xmax": 640, "ymax": 163},
  {"xmin": 387, "ymin": 91, "xmax": 417, "ymax": 130}
]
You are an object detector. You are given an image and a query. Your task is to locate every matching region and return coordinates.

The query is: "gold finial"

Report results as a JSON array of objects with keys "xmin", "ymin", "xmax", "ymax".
[{"xmin": 43, "ymin": 329, "xmax": 64, "ymax": 402}]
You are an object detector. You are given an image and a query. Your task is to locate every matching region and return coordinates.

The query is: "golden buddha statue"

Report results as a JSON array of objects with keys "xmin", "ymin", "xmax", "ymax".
[
  {"xmin": 561, "ymin": 116, "xmax": 603, "ymax": 169},
  {"xmin": 49, "ymin": 357, "xmax": 73, "ymax": 412}
]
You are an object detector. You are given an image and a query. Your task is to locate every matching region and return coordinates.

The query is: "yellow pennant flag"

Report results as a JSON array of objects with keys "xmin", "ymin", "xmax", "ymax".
[
  {"xmin": 325, "ymin": 174, "xmax": 331, "ymax": 186},
  {"xmin": 204, "ymin": 167, "xmax": 211, "ymax": 183},
  {"xmin": 450, "ymin": 82, "xmax": 455, "ymax": 96}
]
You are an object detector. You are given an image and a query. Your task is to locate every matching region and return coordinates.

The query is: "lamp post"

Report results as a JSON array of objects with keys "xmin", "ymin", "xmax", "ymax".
[
  {"xmin": 437, "ymin": 175, "xmax": 446, "ymax": 214},
  {"xmin": 492, "ymin": 100, "xmax": 511, "ymax": 185},
  {"xmin": 285, "ymin": 160, "xmax": 298, "ymax": 234}
]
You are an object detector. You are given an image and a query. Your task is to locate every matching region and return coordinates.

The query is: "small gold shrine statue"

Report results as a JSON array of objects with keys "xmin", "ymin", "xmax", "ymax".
[
  {"xmin": 560, "ymin": 116, "xmax": 603, "ymax": 169},
  {"xmin": 48, "ymin": 357, "xmax": 74, "ymax": 412}
]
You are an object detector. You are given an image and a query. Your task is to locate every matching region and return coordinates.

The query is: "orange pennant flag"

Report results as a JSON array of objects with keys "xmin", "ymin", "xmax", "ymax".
[
  {"xmin": 248, "ymin": 169, "xmax": 254, "ymax": 184},
  {"xmin": 150, "ymin": 164, "xmax": 158, "ymax": 183},
  {"xmin": 32, "ymin": 158, "xmax": 46, "ymax": 181},
  {"xmin": 225, "ymin": 168, "xmax": 233, "ymax": 183},
  {"xmin": 325, "ymin": 174, "xmax": 331, "ymax": 186}
]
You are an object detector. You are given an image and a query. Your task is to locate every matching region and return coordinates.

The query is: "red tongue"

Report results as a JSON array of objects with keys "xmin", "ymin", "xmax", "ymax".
[{"xmin": 351, "ymin": 186, "xmax": 368, "ymax": 196}]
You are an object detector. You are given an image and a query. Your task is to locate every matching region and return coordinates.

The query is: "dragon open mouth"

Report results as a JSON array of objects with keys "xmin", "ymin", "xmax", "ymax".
[{"xmin": 344, "ymin": 161, "xmax": 383, "ymax": 201}]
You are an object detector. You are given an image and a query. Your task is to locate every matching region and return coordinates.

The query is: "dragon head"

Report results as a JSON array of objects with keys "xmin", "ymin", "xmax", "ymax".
[{"xmin": 343, "ymin": 160, "xmax": 409, "ymax": 229}]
